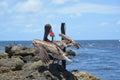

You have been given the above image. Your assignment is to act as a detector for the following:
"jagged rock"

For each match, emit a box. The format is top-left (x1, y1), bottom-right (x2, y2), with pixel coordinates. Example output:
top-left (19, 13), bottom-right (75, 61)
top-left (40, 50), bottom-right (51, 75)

top-left (0, 45), bottom-right (101, 80)
top-left (12, 48), bottom-right (35, 56)
top-left (21, 55), bottom-right (34, 63)
top-left (0, 57), bottom-right (24, 71)
top-left (5, 45), bottom-right (12, 53)
top-left (66, 50), bottom-right (76, 56)
top-left (0, 67), bottom-right (11, 74)
top-left (11, 45), bottom-right (20, 51)
top-left (5, 45), bottom-right (36, 58)
top-left (73, 72), bottom-right (100, 80)
top-left (0, 58), bottom-right (101, 80)
top-left (20, 46), bottom-right (28, 50)
top-left (5, 45), bottom-right (12, 57)
top-left (23, 60), bottom-right (43, 70)
top-left (0, 52), bottom-right (8, 59)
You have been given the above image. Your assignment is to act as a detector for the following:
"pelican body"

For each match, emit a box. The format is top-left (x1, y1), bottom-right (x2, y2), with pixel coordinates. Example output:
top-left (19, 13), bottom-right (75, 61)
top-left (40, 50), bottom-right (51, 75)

top-left (33, 39), bottom-right (71, 63)
top-left (33, 34), bottom-right (80, 63)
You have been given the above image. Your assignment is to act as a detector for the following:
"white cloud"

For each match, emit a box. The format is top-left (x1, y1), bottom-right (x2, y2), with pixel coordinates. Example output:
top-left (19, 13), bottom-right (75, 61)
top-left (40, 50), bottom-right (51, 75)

top-left (13, 0), bottom-right (43, 13)
top-left (0, 1), bottom-right (9, 15)
top-left (100, 22), bottom-right (108, 26)
top-left (0, 1), bottom-right (8, 7)
top-left (25, 24), bottom-right (33, 28)
top-left (23, 27), bottom-right (41, 33)
top-left (117, 20), bottom-right (120, 25)
top-left (52, 0), bottom-right (70, 4)
top-left (0, 11), bottom-right (4, 15)
top-left (52, 0), bottom-right (79, 5)
top-left (57, 3), bottom-right (120, 15)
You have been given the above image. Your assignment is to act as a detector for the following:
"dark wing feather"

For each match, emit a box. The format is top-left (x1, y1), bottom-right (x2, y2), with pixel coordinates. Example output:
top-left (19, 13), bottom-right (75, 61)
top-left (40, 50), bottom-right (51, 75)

top-left (34, 44), bottom-right (50, 63)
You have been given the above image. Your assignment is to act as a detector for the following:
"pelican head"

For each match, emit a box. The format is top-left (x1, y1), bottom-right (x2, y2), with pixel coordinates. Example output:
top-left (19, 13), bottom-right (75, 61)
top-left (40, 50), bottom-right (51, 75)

top-left (43, 24), bottom-right (54, 41)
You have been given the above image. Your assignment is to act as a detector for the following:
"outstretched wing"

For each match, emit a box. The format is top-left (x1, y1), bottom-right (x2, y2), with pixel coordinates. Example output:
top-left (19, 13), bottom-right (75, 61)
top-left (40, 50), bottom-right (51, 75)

top-left (34, 44), bottom-right (50, 63)
top-left (59, 34), bottom-right (80, 49)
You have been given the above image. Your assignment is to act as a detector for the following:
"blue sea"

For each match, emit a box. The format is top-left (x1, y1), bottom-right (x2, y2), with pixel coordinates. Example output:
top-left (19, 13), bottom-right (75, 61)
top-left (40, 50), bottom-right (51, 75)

top-left (0, 40), bottom-right (120, 80)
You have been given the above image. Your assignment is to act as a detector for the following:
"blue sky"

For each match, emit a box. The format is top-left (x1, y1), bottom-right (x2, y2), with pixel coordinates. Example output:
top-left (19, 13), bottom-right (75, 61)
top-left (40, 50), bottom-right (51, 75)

top-left (0, 0), bottom-right (120, 40)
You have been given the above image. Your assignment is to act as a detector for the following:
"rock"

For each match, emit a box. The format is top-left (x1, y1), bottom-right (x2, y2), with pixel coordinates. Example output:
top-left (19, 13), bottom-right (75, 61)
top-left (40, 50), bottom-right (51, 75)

top-left (73, 72), bottom-right (100, 80)
top-left (5, 45), bottom-right (35, 58)
top-left (21, 55), bottom-right (34, 63)
top-left (0, 45), bottom-right (101, 80)
top-left (5, 45), bottom-right (12, 53)
top-left (23, 63), bottom-right (76, 80)
top-left (11, 45), bottom-right (20, 51)
top-left (20, 46), bottom-right (28, 50)
top-left (12, 48), bottom-right (35, 56)
top-left (5, 45), bottom-right (12, 57)
top-left (0, 57), bottom-right (24, 71)
top-left (23, 60), bottom-right (43, 70)
top-left (0, 52), bottom-right (8, 59)
top-left (48, 64), bottom-right (76, 80)
top-left (66, 50), bottom-right (76, 56)
top-left (0, 67), bottom-right (11, 74)
top-left (0, 59), bottom-right (101, 80)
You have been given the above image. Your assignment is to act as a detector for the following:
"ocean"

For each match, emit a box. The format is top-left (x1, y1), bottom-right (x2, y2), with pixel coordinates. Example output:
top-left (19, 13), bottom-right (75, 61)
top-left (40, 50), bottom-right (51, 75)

top-left (0, 40), bottom-right (120, 80)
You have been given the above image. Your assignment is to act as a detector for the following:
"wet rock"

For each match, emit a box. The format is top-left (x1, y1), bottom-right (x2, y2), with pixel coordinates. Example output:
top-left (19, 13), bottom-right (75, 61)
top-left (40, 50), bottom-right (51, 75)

top-left (0, 57), bottom-right (24, 71)
top-left (73, 72), bottom-right (100, 80)
top-left (66, 50), bottom-right (76, 56)
top-left (0, 52), bottom-right (8, 59)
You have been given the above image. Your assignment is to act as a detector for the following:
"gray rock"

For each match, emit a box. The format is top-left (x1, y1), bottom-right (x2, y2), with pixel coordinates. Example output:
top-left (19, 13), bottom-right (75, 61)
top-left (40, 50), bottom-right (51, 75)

top-left (5, 45), bottom-right (12, 57)
top-left (13, 48), bottom-right (35, 56)
top-left (0, 45), bottom-right (101, 80)
top-left (0, 59), bottom-right (101, 80)
top-left (66, 50), bottom-right (76, 56)
top-left (0, 57), bottom-right (24, 71)
top-left (11, 45), bottom-right (20, 51)
top-left (73, 72), bottom-right (100, 80)
top-left (0, 67), bottom-right (11, 74)
top-left (0, 52), bottom-right (8, 59)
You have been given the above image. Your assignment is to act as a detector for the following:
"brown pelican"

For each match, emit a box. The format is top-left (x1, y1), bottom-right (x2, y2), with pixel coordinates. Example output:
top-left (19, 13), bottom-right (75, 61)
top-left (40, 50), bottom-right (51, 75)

top-left (59, 34), bottom-right (80, 49)
top-left (33, 34), bottom-right (80, 63)
top-left (33, 39), bottom-right (71, 63)
top-left (33, 24), bottom-right (80, 63)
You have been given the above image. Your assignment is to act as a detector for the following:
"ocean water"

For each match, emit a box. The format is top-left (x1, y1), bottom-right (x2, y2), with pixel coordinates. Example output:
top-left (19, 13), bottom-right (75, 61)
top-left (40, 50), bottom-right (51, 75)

top-left (0, 40), bottom-right (120, 80)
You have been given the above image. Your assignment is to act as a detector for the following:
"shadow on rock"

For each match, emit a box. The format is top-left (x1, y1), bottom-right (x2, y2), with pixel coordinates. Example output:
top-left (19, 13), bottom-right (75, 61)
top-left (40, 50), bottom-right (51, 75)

top-left (49, 64), bottom-right (77, 80)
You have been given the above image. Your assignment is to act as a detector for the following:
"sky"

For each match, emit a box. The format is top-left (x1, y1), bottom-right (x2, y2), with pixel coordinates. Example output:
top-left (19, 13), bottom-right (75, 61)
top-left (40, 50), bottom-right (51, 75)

top-left (0, 0), bottom-right (120, 41)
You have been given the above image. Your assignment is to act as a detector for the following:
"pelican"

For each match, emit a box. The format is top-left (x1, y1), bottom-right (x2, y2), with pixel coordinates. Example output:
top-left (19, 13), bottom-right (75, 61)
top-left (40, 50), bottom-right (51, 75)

top-left (32, 24), bottom-right (80, 63)
top-left (33, 39), bottom-right (71, 63)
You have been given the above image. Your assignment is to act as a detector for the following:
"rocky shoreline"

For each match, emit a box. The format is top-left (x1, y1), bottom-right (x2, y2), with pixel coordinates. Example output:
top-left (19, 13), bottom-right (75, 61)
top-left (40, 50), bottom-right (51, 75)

top-left (0, 45), bottom-right (100, 80)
